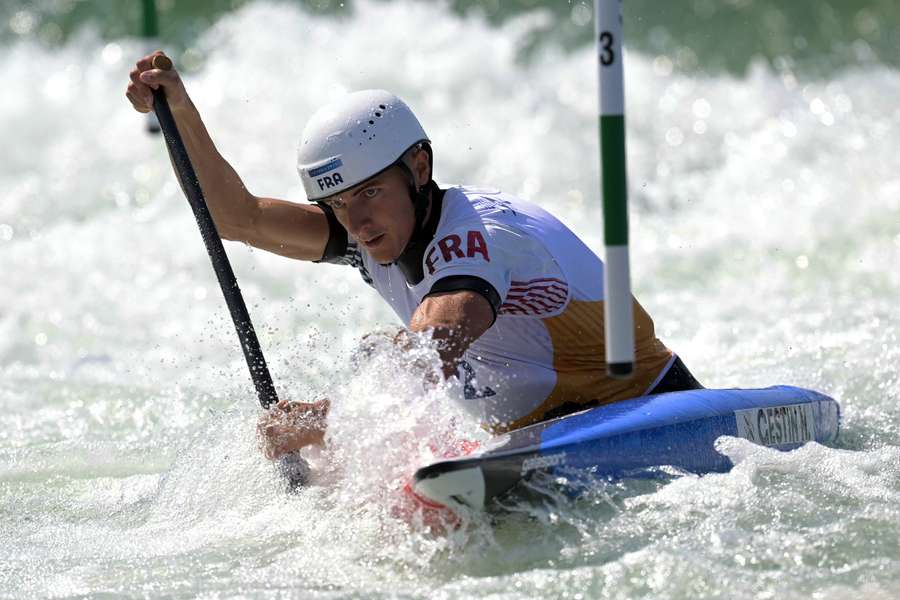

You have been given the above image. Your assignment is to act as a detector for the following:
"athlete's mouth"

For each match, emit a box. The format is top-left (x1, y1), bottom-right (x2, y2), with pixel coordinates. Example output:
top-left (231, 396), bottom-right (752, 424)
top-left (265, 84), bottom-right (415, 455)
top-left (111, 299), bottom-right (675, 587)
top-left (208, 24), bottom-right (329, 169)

top-left (361, 233), bottom-right (385, 248)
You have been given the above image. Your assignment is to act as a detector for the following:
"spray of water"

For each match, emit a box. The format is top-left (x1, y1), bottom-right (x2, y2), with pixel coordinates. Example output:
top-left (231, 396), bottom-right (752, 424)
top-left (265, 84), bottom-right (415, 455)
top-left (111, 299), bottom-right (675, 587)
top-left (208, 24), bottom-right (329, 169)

top-left (2, 0), bottom-right (900, 597)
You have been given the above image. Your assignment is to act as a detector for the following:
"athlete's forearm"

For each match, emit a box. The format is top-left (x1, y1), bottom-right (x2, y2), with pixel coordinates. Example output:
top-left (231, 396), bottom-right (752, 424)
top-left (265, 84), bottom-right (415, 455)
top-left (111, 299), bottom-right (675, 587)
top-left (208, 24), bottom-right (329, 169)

top-left (409, 291), bottom-right (494, 380)
top-left (383, 328), bottom-right (463, 386)
top-left (430, 328), bottom-right (471, 380)
top-left (168, 99), bottom-right (258, 241)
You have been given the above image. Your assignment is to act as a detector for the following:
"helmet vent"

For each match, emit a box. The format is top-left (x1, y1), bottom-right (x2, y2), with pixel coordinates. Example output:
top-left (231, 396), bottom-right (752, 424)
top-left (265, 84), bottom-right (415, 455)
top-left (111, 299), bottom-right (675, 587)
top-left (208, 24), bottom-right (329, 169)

top-left (369, 120), bottom-right (375, 125)
top-left (379, 104), bottom-right (386, 109)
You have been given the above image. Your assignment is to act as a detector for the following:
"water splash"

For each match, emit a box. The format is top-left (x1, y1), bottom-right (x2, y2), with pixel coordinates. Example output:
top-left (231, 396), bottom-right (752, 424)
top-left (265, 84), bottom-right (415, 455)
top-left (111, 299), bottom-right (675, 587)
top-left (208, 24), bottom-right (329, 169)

top-left (2, 0), bottom-right (899, 597)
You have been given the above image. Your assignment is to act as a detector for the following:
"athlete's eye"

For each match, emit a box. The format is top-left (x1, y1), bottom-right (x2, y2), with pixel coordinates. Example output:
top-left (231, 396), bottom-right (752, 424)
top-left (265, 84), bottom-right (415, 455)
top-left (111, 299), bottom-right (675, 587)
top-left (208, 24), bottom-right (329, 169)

top-left (328, 196), bottom-right (346, 210)
top-left (362, 187), bottom-right (380, 199)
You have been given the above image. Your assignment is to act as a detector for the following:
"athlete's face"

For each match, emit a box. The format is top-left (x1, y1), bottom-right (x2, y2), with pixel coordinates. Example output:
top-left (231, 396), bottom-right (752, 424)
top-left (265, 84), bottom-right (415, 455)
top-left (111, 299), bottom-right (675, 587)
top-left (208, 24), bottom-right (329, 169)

top-left (322, 166), bottom-right (416, 264)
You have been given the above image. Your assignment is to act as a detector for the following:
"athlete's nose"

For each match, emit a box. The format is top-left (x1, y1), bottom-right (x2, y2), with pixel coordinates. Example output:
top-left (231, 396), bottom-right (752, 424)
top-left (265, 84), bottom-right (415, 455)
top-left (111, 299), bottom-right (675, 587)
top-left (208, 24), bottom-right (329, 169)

top-left (345, 196), bottom-right (372, 238)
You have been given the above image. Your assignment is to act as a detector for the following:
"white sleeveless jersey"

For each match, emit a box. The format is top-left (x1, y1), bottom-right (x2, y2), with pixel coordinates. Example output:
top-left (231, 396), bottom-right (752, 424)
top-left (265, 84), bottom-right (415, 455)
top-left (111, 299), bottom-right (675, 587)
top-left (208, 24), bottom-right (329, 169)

top-left (334, 186), bottom-right (674, 432)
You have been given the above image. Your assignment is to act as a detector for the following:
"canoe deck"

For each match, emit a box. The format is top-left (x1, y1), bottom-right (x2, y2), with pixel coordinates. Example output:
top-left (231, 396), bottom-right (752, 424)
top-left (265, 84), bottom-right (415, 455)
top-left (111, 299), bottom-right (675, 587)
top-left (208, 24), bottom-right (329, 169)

top-left (412, 386), bottom-right (841, 510)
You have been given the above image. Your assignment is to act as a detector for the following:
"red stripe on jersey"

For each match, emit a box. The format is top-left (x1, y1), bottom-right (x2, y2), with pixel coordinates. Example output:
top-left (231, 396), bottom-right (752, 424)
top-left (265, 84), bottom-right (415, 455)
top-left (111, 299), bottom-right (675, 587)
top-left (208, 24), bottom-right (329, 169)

top-left (509, 277), bottom-right (567, 286)
top-left (506, 288), bottom-right (567, 303)
top-left (517, 298), bottom-right (550, 313)
top-left (508, 282), bottom-right (568, 293)
top-left (506, 294), bottom-right (565, 310)
top-left (508, 283), bottom-right (568, 299)
top-left (500, 274), bottom-right (571, 315)
top-left (499, 304), bottom-right (528, 314)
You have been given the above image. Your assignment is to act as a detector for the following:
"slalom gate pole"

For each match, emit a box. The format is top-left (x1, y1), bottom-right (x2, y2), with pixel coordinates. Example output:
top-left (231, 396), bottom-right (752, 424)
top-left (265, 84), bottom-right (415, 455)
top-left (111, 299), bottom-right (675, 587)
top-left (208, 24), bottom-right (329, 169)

top-left (595, 0), bottom-right (634, 378)
top-left (141, 0), bottom-right (162, 133)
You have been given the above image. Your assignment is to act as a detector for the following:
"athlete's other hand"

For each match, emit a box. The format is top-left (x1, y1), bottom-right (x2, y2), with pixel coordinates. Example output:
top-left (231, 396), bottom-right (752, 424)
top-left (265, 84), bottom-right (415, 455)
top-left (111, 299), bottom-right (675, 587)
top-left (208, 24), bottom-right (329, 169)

top-left (257, 399), bottom-right (330, 460)
top-left (125, 51), bottom-right (190, 114)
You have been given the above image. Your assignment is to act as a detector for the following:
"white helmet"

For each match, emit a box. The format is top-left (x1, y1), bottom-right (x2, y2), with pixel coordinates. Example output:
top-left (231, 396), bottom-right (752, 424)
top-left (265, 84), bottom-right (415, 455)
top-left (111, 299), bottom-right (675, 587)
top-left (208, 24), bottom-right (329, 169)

top-left (297, 90), bottom-right (430, 201)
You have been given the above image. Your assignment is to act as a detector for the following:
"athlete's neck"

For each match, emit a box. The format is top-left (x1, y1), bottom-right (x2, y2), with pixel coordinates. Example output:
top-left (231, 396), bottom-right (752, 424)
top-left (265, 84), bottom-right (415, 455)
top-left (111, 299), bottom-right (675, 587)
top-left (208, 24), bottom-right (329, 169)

top-left (394, 182), bottom-right (444, 285)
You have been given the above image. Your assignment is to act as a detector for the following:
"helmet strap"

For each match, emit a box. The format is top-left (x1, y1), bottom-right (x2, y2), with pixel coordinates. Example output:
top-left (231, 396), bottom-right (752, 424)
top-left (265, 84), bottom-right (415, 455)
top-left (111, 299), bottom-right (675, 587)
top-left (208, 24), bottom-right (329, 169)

top-left (393, 179), bottom-right (442, 285)
top-left (391, 143), bottom-right (439, 285)
top-left (393, 145), bottom-right (433, 235)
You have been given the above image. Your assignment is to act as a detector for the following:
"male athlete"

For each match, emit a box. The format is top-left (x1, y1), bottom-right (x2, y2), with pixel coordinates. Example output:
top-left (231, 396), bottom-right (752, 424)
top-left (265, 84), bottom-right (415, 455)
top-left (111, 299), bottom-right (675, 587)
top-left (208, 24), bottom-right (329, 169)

top-left (126, 53), bottom-right (702, 461)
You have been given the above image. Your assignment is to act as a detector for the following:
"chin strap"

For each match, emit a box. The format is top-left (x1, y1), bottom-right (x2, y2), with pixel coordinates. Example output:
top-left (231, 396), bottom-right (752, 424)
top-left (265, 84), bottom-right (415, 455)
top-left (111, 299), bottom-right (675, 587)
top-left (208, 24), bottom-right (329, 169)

top-left (391, 142), bottom-right (440, 285)
top-left (394, 142), bottom-right (434, 247)
top-left (410, 181), bottom-right (431, 230)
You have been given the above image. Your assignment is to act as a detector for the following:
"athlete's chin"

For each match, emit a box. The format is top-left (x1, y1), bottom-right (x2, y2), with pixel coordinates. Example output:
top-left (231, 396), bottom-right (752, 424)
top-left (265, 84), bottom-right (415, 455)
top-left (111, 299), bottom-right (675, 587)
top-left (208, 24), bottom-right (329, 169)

top-left (373, 251), bottom-right (399, 265)
top-left (369, 245), bottom-right (400, 265)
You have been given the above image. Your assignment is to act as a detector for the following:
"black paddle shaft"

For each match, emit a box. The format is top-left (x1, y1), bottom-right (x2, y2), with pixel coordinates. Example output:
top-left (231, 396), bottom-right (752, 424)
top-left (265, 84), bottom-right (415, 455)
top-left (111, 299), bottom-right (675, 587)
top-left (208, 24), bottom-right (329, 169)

top-left (149, 63), bottom-right (278, 409)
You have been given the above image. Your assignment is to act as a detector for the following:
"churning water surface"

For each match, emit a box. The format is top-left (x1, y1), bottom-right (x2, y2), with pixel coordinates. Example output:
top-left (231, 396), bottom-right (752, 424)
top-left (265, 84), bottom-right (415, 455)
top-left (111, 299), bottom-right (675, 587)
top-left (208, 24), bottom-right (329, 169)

top-left (1, 1), bottom-right (899, 598)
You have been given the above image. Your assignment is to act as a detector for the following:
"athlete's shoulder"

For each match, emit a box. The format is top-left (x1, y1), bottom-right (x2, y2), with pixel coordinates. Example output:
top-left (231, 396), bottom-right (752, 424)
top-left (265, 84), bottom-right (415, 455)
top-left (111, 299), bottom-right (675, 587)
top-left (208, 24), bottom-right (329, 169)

top-left (440, 185), bottom-right (528, 226)
top-left (436, 183), bottom-right (604, 294)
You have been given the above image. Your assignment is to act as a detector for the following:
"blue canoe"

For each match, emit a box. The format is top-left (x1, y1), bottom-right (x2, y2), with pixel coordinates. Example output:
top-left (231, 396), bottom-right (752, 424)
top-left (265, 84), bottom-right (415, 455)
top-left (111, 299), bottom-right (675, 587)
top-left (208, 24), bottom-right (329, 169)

top-left (412, 386), bottom-right (841, 509)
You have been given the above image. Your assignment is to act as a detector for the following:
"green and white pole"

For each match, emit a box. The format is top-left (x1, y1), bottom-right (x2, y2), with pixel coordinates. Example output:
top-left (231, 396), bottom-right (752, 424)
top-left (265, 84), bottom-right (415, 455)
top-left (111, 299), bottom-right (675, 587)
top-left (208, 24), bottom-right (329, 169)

top-left (142, 0), bottom-right (162, 134)
top-left (596, 0), bottom-right (634, 378)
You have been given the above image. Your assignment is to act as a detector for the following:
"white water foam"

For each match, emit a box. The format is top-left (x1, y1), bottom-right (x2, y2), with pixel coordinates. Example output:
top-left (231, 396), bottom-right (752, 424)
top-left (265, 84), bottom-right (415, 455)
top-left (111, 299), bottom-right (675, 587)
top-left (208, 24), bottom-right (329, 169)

top-left (1, 0), bottom-right (899, 597)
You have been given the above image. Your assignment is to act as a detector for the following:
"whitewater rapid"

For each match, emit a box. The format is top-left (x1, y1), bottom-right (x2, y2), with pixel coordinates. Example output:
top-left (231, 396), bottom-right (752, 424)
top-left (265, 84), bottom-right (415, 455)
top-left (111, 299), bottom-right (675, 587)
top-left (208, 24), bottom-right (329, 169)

top-left (1, 1), bottom-right (899, 598)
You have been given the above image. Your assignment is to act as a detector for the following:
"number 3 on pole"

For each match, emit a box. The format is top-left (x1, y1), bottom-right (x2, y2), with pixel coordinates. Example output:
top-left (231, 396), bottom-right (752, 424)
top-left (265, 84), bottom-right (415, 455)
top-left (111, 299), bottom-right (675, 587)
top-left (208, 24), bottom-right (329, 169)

top-left (599, 31), bottom-right (615, 66)
top-left (595, 0), bottom-right (634, 377)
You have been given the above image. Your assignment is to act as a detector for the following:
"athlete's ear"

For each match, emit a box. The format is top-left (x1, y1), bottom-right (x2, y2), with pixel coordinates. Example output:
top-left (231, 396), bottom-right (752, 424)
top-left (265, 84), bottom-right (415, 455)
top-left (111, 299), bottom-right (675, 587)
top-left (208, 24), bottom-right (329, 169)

top-left (411, 145), bottom-right (431, 188)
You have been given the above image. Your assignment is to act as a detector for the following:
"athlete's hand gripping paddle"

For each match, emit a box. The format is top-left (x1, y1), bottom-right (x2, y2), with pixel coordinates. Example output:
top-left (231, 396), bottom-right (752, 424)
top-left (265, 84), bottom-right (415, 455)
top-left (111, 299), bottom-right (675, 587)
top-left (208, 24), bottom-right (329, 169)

top-left (148, 54), bottom-right (308, 487)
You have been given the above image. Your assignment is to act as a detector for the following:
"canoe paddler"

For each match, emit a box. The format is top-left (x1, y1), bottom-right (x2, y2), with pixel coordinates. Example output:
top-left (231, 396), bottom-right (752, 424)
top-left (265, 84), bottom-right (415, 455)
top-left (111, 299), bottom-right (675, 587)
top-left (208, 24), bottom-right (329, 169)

top-left (126, 52), bottom-right (703, 462)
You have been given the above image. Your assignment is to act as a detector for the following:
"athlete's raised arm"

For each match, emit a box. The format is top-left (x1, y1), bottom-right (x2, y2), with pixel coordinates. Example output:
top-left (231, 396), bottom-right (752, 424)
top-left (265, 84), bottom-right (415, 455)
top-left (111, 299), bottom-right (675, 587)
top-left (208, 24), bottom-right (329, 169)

top-left (126, 51), bottom-right (329, 261)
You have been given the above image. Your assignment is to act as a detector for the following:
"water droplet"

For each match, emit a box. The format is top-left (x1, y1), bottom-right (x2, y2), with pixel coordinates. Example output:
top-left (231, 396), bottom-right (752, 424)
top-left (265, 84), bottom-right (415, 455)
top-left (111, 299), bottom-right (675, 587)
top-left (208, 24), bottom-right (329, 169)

top-left (809, 98), bottom-right (826, 115)
top-left (692, 98), bottom-right (711, 119)
top-left (101, 43), bottom-right (122, 65)
top-left (665, 127), bottom-right (684, 147)
top-left (653, 55), bottom-right (673, 77)
top-left (9, 10), bottom-right (36, 35)
top-left (570, 3), bottom-right (591, 27)
top-left (782, 121), bottom-right (797, 138)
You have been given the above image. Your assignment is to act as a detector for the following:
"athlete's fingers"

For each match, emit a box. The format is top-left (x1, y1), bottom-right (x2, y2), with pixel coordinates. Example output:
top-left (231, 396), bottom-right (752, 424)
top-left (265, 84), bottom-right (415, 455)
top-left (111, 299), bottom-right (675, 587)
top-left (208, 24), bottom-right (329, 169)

top-left (257, 400), bottom-right (327, 459)
top-left (280, 400), bottom-right (328, 425)
top-left (138, 68), bottom-right (179, 90)
top-left (127, 52), bottom-right (177, 113)
top-left (127, 67), bottom-right (154, 102)
top-left (261, 427), bottom-right (283, 459)
top-left (257, 409), bottom-right (300, 456)
top-left (126, 81), bottom-right (153, 111)
top-left (135, 50), bottom-right (168, 73)
top-left (264, 422), bottom-right (304, 441)
top-left (261, 423), bottom-right (313, 460)
top-left (256, 409), bottom-right (285, 438)
top-left (310, 398), bottom-right (330, 418)
top-left (126, 90), bottom-right (151, 113)
top-left (261, 424), bottom-right (287, 459)
top-left (255, 418), bottom-right (268, 442)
